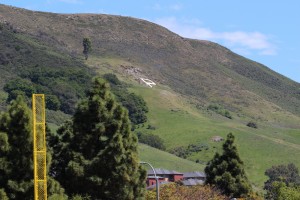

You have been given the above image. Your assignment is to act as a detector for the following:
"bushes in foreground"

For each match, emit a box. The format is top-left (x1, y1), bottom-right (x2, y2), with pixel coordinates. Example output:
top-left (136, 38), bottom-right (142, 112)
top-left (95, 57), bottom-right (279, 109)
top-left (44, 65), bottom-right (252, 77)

top-left (146, 183), bottom-right (228, 200)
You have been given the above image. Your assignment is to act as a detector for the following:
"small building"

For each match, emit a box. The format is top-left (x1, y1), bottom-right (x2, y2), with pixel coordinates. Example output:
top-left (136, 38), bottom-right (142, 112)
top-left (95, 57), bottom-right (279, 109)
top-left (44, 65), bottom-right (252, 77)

top-left (183, 171), bottom-right (206, 181)
top-left (182, 171), bottom-right (206, 186)
top-left (146, 169), bottom-right (206, 187)
top-left (146, 175), bottom-right (165, 187)
top-left (147, 168), bottom-right (183, 184)
top-left (182, 179), bottom-right (204, 186)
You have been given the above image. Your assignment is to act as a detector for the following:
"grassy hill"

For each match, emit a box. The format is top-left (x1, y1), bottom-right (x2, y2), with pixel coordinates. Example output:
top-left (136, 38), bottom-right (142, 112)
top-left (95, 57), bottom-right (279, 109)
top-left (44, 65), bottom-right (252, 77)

top-left (139, 143), bottom-right (205, 172)
top-left (0, 4), bottom-right (299, 190)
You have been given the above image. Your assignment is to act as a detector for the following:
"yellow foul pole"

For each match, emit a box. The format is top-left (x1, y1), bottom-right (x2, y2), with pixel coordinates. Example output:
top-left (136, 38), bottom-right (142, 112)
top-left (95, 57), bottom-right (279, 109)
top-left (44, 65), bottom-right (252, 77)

top-left (32, 94), bottom-right (47, 200)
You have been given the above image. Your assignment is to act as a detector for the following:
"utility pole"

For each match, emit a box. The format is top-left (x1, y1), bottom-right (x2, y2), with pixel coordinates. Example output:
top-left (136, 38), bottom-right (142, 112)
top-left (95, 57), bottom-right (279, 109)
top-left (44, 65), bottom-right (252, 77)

top-left (140, 161), bottom-right (159, 200)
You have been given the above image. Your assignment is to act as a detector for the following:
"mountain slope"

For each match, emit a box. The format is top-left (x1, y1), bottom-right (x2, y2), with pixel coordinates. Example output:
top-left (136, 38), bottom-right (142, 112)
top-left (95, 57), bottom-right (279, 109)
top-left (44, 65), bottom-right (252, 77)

top-left (0, 4), bottom-right (299, 189)
top-left (1, 4), bottom-right (299, 121)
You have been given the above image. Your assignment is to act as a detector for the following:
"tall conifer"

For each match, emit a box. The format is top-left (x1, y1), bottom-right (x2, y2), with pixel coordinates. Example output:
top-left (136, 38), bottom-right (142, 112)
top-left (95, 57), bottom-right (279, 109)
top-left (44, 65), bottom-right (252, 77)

top-left (51, 78), bottom-right (146, 199)
top-left (0, 96), bottom-right (67, 199)
top-left (205, 133), bottom-right (251, 197)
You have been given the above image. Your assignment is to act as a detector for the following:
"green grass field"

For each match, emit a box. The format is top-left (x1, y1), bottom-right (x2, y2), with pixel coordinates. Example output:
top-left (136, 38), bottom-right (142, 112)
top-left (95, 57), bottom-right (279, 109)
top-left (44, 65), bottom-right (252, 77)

top-left (82, 55), bottom-right (300, 190)
top-left (139, 143), bottom-right (205, 172)
top-left (129, 85), bottom-right (300, 189)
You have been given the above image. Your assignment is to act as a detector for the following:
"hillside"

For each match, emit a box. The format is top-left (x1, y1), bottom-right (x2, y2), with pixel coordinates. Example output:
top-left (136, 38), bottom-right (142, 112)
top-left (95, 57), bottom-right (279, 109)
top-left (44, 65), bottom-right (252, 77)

top-left (0, 4), bottom-right (300, 189)
top-left (1, 4), bottom-right (299, 122)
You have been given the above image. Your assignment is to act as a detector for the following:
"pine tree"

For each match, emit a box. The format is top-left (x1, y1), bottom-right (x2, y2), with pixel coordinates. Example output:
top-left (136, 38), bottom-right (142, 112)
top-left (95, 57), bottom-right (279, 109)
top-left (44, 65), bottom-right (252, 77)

top-left (82, 37), bottom-right (92, 60)
top-left (0, 96), bottom-right (34, 199)
top-left (0, 96), bottom-right (67, 199)
top-left (51, 78), bottom-right (146, 199)
top-left (205, 133), bottom-right (251, 198)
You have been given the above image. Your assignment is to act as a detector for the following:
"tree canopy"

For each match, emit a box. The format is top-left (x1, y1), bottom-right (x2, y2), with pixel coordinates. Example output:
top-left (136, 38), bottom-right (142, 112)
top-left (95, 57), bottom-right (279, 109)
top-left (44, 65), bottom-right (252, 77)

top-left (205, 133), bottom-right (252, 198)
top-left (50, 77), bottom-right (146, 199)
top-left (0, 96), bottom-right (66, 200)
top-left (264, 163), bottom-right (300, 199)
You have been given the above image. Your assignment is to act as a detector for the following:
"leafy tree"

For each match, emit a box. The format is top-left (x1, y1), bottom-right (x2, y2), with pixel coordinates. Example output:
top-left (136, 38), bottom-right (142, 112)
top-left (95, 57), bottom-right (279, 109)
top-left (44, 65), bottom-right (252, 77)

top-left (0, 96), bottom-right (34, 199)
top-left (205, 133), bottom-right (251, 198)
top-left (264, 163), bottom-right (300, 199)
top-left (267, 181), bottom-right (300, 200)
top-left (6, 90), bottom-right (27, 103)
top-left (46, 94), bottom-right (61, 111)
top-left (103, 73), bottom-right (149, 126)
top-left (50, 78), bottom-right (146, 199)
top-left (119, 93), bottom-right (148, 125)
top-left (103, 73), bottom-right (122, 86)
top-left (0, 188), bottom-right (9, 200)
top-left (137, 132), bottom-right (166, 150)
top-left (0, 96), bottom-right (67, 200)
top-left (82, 37), bottom-right (92, 60)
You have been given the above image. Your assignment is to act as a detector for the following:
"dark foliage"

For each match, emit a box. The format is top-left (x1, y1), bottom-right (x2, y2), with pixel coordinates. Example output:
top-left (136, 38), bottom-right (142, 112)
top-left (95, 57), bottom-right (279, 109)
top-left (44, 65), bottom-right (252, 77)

top-left (103, 73), bottom-right (148, 126)
top-left (264, 163), bottom-right (300, 199)
top-left (0, 24), bottom-right (93, 115)
top-left (205, 133), bottom-right (252, 198)
top-left (3, 66), bottom-right (92, 114)
top-left (169, 143), bottom-right (209, 159)
top-left (146, 124), bottom-right (156, 130)
top-left (137, 132), bottom-right (166, 150)
top-left (207, 104), bottom-right (233, 119)
top-left (82, 38), bottom-right (92, 60)
top-left (247, 122), bottom-right (258, 129)
top-left (0, 96), bottom-right (66, 199)
top-left (50, 78), bottom-right (146, 199)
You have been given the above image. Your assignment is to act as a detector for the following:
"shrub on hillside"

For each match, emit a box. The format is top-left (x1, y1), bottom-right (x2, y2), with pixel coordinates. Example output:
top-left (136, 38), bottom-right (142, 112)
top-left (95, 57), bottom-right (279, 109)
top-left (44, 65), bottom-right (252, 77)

top-left (247, 121), bottom-right (258, 128)
top-left (169, 143), bottom-right (209, 159)
top-left (207, 104), bottom-right (233, 119)
top-left (137, 132), bottom-right (166, 150)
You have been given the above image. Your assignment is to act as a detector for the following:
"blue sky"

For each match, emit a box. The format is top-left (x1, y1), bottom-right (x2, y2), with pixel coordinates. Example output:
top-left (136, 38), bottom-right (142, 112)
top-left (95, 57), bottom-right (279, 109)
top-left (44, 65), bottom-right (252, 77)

top-left (1, 0), bottom-right (300, 83)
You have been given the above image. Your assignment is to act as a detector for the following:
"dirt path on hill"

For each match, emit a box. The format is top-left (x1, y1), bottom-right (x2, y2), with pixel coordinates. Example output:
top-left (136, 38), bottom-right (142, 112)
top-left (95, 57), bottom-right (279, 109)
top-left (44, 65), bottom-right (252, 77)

top-left (255, 133), bottom-right (300, 150)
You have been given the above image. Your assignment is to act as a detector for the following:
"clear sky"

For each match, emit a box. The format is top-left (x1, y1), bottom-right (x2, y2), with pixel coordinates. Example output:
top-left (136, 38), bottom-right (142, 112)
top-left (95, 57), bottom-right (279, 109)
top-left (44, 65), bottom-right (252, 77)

top-left (1, 0), bottom-right (300, 83)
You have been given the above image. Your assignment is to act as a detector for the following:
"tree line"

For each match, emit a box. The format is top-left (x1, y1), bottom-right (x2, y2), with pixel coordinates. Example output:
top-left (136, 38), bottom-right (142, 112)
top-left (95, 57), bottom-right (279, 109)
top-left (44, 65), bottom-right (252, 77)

top-left (0, 77), bottom-right (146, 200)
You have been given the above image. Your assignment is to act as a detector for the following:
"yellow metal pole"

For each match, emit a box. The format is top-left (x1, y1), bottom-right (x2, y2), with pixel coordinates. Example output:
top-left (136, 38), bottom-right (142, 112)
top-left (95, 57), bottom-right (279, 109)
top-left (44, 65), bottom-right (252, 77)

top-left (32, 94), bottom-right (47, 200)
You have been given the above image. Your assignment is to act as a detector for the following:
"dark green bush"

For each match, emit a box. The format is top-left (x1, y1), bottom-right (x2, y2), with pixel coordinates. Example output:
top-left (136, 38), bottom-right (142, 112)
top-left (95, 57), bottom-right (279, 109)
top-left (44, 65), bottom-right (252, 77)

top-left (137, 132), bottom-right (166, 150)
top-left (247, 121), bottom-right (258, 128)
top-left (147, 124), bottom-right (156, 130)
top-left (169, 143), bottom-right (209, 159)
top-left (103, 73), bottom-right (122, 86)
top-left (103, 73), bottom-right (148, 126)
top-left (207, 104), bottom-right (233, 119)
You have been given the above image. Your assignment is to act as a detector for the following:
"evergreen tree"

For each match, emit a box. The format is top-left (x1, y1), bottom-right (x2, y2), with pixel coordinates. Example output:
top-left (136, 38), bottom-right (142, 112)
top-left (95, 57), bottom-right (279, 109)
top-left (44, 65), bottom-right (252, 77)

top-left (51, 78), bottom-right (146, 199)
top-left (0, 96), bottom-right (67, 200)
top-left (205, 133), bottom-right (251, 197)
top-left (0, 96), bottom-right (34, 199)
top-left (82, 37), bottom-right (92, 60)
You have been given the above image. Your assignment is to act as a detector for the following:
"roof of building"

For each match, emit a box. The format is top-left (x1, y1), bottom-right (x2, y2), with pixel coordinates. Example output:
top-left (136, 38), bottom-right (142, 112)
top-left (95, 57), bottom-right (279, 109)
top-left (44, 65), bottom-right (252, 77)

top-left (182, 178), bottom-right (204, 186)
top-left (147, 175), bottom-right (164, 179)
top-left (183, 171), bottom-right (206, 178)
top-left (147, 168), bottom-right (183, 175)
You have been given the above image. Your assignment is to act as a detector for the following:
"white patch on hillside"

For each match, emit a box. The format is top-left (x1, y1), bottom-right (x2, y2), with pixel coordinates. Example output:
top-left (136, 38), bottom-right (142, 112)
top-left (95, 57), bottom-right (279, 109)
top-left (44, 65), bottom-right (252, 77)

top-left (140, 78), bottom-right (156, 88)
